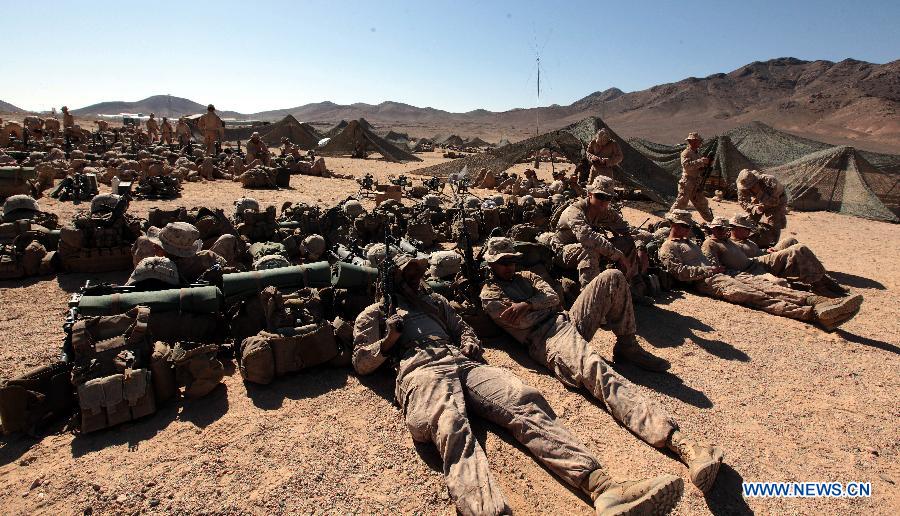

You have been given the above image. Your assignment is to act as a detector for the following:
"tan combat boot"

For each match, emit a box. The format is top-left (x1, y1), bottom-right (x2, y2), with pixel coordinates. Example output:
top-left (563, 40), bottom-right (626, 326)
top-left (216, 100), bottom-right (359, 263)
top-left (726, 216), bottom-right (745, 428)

top-left (809, 294), bottom-right (863, 331)
top-left (613, 335), bottom-right (670, 372)
top-left (667, 430), bottom-right (724, 492)
top-left (584, 469), bottom-right (683, 516)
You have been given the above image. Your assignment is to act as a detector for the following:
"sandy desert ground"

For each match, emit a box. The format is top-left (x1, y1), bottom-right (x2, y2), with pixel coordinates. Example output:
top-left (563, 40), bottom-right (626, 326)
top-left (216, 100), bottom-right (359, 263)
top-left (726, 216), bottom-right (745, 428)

top-left (0, 152), bottom-right (898, 515)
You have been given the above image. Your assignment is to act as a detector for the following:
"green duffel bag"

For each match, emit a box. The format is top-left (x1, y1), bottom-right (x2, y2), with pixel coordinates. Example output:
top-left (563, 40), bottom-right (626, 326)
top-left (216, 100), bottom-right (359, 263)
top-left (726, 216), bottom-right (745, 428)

top-left (331, 262), bottom-right (378, 289)
top-left (221, 261), bottom-right (332, 300)
top-left (77, 286), bottom-right (223, 316)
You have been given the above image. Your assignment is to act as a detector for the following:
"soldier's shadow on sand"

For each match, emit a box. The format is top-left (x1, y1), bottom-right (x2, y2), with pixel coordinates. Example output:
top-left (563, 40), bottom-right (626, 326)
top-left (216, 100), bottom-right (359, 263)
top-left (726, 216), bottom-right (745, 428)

top-left (70, 383), bottom-right (230, 458)
top-left (613, 365), bottom-right (713, 409)
top-left (835, 329), bottom-right (900, 356)
top-left (635, 304), bottom-right (751, 363)
top-left (828, 270), bottom-right (885, 290)
top-left (243, 367), bottom-right (350, 410)
top-left (705, 463), bottom-right (754, 515)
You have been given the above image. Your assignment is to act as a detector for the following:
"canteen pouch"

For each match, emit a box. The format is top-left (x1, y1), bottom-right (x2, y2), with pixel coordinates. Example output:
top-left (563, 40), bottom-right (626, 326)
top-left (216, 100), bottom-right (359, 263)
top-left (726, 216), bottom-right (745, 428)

top-left (239, 335), bottom-right (275, 385)
top-left (0, 361), bottom-right (74, 435)
top-left (62, 246), bottom-right (132, 273)
top-left (172, 343), bottom-right (224, 399)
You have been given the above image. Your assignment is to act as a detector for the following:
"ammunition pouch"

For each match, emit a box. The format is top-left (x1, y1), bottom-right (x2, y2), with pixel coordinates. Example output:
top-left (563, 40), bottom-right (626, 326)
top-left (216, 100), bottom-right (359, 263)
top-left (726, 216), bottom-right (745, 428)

top-left (76, 370), bottom-right (155, 434)
top-left (171, 343), bottom-right (224, 399)
top-left (60, 245), bottom-right (133, 273)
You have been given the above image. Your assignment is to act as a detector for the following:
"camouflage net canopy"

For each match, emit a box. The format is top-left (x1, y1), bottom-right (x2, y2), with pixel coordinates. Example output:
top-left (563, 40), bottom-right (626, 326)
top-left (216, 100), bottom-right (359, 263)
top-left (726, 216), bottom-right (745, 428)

top-left (464, 137), bottom-right (492, 148)
top-left (324, 120), bottom-right (349, 138)
top-left (410, 116), bottom-right (677, 206)
top-left (766, 146), bottom-right (899, 222)
top-left (564, 117), bottom-right (677, 204)
top-left (224, 115), bottom-right (322, 149)
top-left (318, 120), bottom-right (422, 163)
top-left (629, 135), bottom-right (755, 196)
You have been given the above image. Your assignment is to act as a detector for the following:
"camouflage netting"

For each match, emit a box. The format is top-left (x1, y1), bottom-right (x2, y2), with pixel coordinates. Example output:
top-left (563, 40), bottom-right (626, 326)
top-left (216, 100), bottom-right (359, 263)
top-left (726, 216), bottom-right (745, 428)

top-left (437, 135), bottom-right (464, 147)
top-left (497, 138), bottom-right (511, 148)
top-left (766, 146), bottom-right (899, 222)
top-left (464, 137), bottom-right (492, 148)
top-left (723, 121), bottom-right (832, 168)
top-left (629, 135), bottom-right (755, 196)
top-left (409, 116), bottom-right (676, 205)
top-left (564, 117), bottom-right (676, 204)
top-left (384, 131), bottom-right (410, 142)
top-left (324, 120), bottom-right (349, 138)
top-left (318, 120), bottom-right (422, 163)
top-left (409, 129), bottom-right (583, 179)
top-left (224, 115), bottom-right (321, 149)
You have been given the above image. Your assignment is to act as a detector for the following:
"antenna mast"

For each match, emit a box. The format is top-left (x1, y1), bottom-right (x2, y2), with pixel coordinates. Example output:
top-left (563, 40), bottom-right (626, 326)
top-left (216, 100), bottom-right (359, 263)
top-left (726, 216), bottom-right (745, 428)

top-left (536, 55), bottom-right (540, 136)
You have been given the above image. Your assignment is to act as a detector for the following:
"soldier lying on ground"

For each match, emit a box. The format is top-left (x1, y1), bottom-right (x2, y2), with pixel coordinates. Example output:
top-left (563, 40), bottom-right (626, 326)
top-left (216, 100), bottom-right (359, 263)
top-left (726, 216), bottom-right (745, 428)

top-left (353, 253), bottom-right (684, 516)
top-left (479, 237), bottom-right (723, 491)
top-left (702, 216), bottom-right (849, 297)
top-left (659, 210), bottom-right (862, 331)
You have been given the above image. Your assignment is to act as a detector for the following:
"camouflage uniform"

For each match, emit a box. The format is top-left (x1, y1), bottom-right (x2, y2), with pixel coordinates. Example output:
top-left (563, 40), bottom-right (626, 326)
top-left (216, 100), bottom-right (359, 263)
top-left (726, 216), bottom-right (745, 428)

top-left (586, 130), bottom-right (624, 182)
top-left (552, 198), bottom-right (644, 286)
top-left (481, 269), bottom-right (676, 447)
top-left (703, 236), bottom-right (828, 286)
top-left (160, 119), bottom-right (173, 144)
top-left (737, 169), bottom-right (788, 247)
top-left (353, 291), bottom-right (606, 516)
top-left (146, 115), bottom-right (159, 142)
top-left (197, 107), bottom-right (224, 155)
top-left (660, 237), bottom-right (817, 322)
top-left (671, 134), bottom-right (713, 222)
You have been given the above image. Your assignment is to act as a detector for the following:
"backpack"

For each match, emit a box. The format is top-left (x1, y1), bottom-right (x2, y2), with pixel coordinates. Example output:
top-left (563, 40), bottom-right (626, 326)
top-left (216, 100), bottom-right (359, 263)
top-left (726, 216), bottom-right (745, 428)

top-left (239, 323), bottom-right (340, 385)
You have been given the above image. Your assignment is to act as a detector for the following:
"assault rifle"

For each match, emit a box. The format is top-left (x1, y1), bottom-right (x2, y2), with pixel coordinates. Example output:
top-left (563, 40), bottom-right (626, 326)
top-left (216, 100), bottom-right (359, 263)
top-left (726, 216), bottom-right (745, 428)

top-left (449, 167), bottom-right (483, 310)
top-left (64, 134), bottom-right (72, 159)
top-left (697, 146), bottom-right (717, 193)
top-left (380, 226), bottom-right (402, 332)
top-left (357, 173), bottom-right (375, 197)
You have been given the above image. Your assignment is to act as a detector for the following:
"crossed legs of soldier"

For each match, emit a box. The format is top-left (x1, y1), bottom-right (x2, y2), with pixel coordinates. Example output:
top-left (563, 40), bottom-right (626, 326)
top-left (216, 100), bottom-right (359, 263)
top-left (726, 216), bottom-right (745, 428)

top-left (397, 346), bottom-right (683, 515)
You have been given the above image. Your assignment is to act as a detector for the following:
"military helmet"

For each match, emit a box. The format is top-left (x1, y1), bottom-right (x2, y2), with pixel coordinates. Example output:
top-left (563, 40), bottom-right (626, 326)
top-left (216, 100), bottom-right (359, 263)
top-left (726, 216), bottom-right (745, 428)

top-left (464, 196), bottom-right (481, 210)
top-left (428, 250), bottom-right (463, 279)
top-left (90, 193), bottom-right (123, 214)
top-left (207, 104), bottom-right (215, 111)
top-left (253, 254), bottom-right (291, 271)
top-left (422, 194), bottom-right (442, 208)
top-left (521, 194), bottom-right (536, 206)
top-left (2, 195), bottom-right (39, 217)
top-left (127, 256), bottom-right (180, 286)
top-left (489, 194), bottom-right (504, 206)
top-left (343, 199), bottom-right (365, 218)
top-left (301, 234), bottom-right (326, 260)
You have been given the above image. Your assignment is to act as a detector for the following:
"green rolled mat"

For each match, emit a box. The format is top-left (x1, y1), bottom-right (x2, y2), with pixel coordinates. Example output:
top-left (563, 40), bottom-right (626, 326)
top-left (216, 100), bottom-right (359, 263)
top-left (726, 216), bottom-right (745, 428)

top-left (331, 262), bottom-right (378, 289)
top-left (221, 261), bottom-right (332, 300)
top-left (0, 167), bottom-right (37, 180)
top-left (77, 286), bottom-right (223, 316)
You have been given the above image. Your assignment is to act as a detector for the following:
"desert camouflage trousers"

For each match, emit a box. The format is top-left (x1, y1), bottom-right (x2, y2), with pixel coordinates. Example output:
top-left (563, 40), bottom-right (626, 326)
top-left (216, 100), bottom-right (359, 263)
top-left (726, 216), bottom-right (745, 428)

top-left (696, 272), bottom-right (815, 322)
top-left (558, 236), bottom-right (642, 287)
top-left (395, 345), bottom-right (601, 516)
top-left (750, 244), bottom-right (826, 284)
top-left (671, 174), bottom-right (713, 222)
top-left (527, 271), bottom-right (676, 448)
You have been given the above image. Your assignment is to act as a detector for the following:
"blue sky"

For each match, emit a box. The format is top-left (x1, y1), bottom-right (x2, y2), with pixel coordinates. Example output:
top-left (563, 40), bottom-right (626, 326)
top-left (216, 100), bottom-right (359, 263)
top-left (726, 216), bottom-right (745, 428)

top-left (3, 0), bottom-right (897, 113)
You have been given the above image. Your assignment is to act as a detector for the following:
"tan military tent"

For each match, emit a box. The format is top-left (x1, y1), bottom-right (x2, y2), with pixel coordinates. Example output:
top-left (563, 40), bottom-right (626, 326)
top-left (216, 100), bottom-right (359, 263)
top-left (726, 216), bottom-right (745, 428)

top-left (318, 120), bottom-right (422, 163)
top-left (766, 146), bottom-right (898, 222)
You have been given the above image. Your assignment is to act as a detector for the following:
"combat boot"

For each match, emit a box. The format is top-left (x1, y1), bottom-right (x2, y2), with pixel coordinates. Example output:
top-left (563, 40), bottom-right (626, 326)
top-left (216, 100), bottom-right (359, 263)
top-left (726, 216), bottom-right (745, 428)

top-left (613, 335), bottom-right (670, 372)
top-left (812, 275), bottom-right (850, 297)
top-left (809, 294), bottom-right (863, 331)
top-left (583, 469), bottom-right (683, 516)
top-left (667, 430), bottom-right (724, 492)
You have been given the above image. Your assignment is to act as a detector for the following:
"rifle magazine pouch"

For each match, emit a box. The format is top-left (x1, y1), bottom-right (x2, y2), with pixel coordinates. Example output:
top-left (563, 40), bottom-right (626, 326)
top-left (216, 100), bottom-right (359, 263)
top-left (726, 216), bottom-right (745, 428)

top-left (123, 369), bottom-right (155, 419)
top-left (240, 335), bottom-right (275, 385)
top-left (150, 342), bottom-right (177, 404)
top-left (0, 361), bottom-right (74, 435)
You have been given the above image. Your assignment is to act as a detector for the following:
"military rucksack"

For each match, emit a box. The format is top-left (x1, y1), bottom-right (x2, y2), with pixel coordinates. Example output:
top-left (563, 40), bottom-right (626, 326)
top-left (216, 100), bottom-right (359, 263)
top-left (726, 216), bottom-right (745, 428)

top-left (239, 323), bottom-right (341, 385)
top-left (0, 361), bottom-right (74, 435)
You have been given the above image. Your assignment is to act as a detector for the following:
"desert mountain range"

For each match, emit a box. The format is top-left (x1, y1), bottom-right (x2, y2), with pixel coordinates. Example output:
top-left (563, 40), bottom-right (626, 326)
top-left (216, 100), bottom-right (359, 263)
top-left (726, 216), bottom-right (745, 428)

top-left (2, 57), bottom-right (898, 153)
